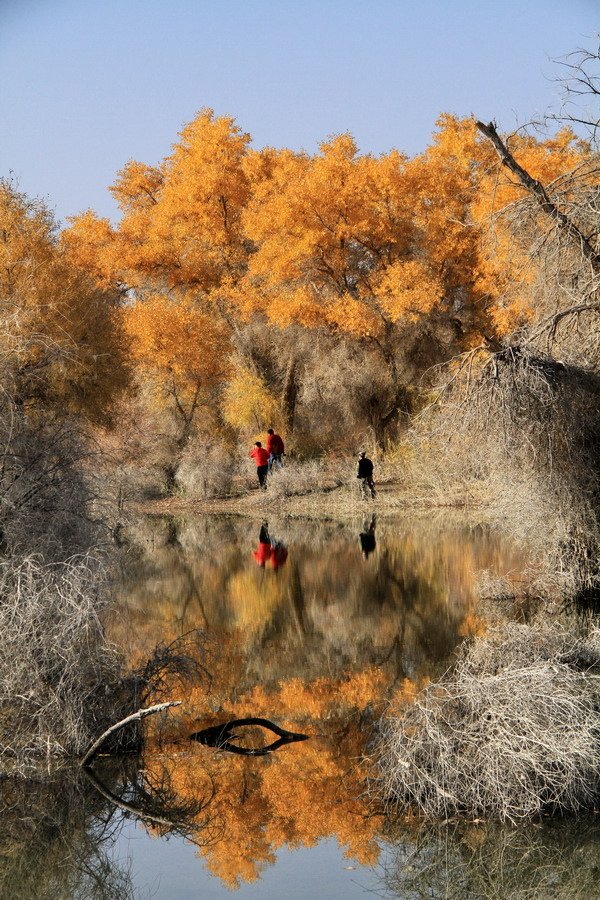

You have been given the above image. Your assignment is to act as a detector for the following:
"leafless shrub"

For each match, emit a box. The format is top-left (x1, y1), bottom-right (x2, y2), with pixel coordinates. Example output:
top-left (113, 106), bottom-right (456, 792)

top-left (378, 622), bottom-right (600, 821)
top-left (175, 445), bottom-right (241, 498)
top-left (402, 345), bottom-right (600, 595)
top-left (0, 554), bottom-right (121, 760)
top-left (0, 401), bottom-right (104, 558)
top-left (265, 458), bottom-right (348, 499)
top-left (548, 37), bottom-right (600, 147)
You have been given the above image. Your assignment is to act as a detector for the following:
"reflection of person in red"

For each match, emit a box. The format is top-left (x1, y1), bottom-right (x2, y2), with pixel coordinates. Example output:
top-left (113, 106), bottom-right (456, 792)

top-left (252, 522), bottom-right (273, 567)
top-left (270, 541), bottom-right (288, 570)
top-left (252, 522), bottom-right (288, 570)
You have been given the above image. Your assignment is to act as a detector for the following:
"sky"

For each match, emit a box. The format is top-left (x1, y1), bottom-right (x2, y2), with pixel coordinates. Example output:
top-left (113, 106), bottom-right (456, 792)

top-left (0, 0), bottom-right (598, 224)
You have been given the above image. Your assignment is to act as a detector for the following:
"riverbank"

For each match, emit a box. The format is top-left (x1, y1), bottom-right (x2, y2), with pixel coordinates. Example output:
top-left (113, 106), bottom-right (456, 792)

top-left (131, 477), bottom-right (488, 520)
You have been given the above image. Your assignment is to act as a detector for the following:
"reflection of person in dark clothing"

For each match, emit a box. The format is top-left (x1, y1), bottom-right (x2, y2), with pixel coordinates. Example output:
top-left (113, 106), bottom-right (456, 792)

top-left (359, 514), bottom-right (377, 559)
top-left (252, 521), bottom-right (288, 570)
top-left (357, 451), bottom-right (376, 500)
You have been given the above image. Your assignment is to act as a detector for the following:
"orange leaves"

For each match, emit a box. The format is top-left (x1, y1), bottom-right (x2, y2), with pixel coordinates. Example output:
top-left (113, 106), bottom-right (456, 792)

top-left (0, 183), bottom-right (130, 422)
top-left (61, 107), bottom-right (592, 408)
top-left (61, 210), bottom-right (119, 287)
top-left (123, 295), bottom-right (230, 410)
top-left (65, 109), bottom-right (252, 299)
top-left (472, 126), bottom-right (588, 336)
top-left (109, 160), bottom-right (164, 212)
top-left (458, 613), bottom-right (487, 638)
top-left (378, 260), bottom-right (445, 322)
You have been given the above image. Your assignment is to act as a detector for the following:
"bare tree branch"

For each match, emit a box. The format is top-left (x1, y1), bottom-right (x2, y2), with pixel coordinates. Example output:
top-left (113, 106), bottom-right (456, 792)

top-left (81, 701), bottom-right (181, 767)
top-left (475, 120), bottom-right (600, 274)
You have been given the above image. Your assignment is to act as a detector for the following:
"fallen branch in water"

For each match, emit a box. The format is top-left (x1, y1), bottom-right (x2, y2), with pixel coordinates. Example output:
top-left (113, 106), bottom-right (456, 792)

top-left (81, 701), bottom-right (181, 767)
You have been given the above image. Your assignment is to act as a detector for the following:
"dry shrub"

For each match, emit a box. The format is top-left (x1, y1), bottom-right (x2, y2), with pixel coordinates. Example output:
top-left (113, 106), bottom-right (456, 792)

top-left (265, 458), bottom-right (348, 499)
top-left (402, 349), bottom-right (600, 592)
top-left (378, 622), bottom-right (600, 821)
top-left (0, 555), bottom-right (120, 760)
top-left (0, 408), bottom-right (103, 558)
top-left (175, 445), bottom-right (240, 499)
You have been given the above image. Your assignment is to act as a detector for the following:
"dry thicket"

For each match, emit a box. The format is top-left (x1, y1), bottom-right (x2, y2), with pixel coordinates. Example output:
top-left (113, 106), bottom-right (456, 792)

top-left (378, 622), bottom-right (600, 821)
top-left (0, 555), bottom-right (120, 759)
top-left (413, 349), bottom-right (600, 590)
top-left (400, 130), bottom-right (600, 591)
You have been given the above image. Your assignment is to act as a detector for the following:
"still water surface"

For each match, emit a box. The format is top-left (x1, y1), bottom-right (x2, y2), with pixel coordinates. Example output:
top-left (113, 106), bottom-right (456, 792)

top-left (106, 512), bottom-right (514, 897)
top-left (3, 514), bottom-right (599, 898)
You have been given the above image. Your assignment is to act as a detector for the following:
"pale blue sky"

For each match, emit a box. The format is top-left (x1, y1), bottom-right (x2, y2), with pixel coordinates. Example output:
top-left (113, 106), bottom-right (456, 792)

top-left (1, 0), bottom-right (598, 223)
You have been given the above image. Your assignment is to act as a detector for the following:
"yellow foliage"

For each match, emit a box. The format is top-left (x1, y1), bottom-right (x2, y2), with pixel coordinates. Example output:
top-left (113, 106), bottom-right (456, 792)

top-left (0, 183), bottom-right (130, 422)
top-left (377, 259), bottom-right (444, 322)
top-left (458, 612), bottom-right (487, 638)
top-left (61, 108), bottom-right (590, 422)
top-left (222, 369), bottom-right (282, 432)
top-left (123, 295), bottom-right (230, 415)
top-left (228, 568), bottom-right (285, 637)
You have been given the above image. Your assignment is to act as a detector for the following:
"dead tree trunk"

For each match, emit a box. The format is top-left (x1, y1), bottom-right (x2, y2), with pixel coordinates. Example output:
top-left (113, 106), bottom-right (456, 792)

top-left (475, 120), bottom-right (600, 274)
top-left (282, 357), bottom-right (299, 431)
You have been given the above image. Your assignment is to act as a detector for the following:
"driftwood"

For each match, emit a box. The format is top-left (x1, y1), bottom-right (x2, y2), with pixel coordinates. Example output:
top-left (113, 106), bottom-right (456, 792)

top-left (81, 701), bottom-right (181, 767)
top-left (475, 119), bottom-right (600, 274)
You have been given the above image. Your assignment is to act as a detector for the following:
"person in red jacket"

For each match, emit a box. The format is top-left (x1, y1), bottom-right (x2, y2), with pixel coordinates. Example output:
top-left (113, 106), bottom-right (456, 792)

top-left (249, 441), bottom-right (270, 490)
top-left (266, 428), bottom-right (285, 472)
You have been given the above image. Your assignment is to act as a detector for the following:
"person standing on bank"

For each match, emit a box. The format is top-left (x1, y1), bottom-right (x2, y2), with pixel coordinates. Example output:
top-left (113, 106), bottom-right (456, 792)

top-left (357, 451), bottom-right (376, 500)
top-left (266, 428), bottom-right (285, 473)
top-left (249, 441), bottom-right (270, 490)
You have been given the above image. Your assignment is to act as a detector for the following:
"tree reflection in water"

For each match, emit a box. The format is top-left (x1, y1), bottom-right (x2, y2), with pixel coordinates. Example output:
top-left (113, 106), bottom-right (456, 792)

top-left (0, 767), bottom-right (135, 900)
top-left (101, 514), bottom-right (525, 887)
top-left (0, 757), bottom-right (221, 900)
top-left (2, 759), bottom-right (598, 899)
top-left (3, 517), bottom-right (593, 896)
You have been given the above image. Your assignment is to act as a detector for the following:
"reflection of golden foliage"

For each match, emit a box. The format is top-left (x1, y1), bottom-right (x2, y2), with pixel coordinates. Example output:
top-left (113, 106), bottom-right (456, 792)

top-left (117, 519), bottom-right (524, 888)
top-left (143, 721), bottom-right (380, 889)
top-left (389, 677), bottom-right (430, 710)
top-left (458, 613), bottom-right (487, 638)
top-left (227, 568), bottom-right (285, 638)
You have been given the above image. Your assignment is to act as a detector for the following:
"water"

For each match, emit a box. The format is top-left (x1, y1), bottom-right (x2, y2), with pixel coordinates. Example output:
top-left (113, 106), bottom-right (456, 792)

top-left (3, 513), bottom-right (598, 898)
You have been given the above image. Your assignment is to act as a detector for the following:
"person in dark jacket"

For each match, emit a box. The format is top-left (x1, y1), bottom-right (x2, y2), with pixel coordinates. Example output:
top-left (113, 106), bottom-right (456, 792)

top-left (266, 428), bottom-right (285, 472)
top-left (357, 451), bottom-right (376, 500)
top-left (249, 442), bottom-right (270, 490)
